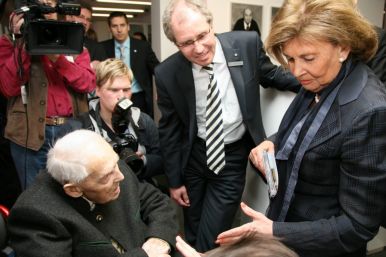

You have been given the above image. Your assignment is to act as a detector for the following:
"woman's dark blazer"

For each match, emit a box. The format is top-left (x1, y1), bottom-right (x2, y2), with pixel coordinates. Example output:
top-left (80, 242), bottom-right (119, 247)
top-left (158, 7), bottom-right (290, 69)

top-left (268, 63), bottom-right (386, 257)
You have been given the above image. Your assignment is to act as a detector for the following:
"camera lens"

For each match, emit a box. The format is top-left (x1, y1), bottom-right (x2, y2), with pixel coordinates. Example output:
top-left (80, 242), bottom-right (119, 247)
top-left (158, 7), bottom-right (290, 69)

top-left (38, 24), bottom-right (64, 45)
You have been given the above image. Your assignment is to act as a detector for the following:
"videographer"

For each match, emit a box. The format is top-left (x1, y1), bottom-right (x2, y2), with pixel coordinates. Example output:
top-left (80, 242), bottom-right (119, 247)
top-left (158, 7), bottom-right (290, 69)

top-left (59, 58), bottom-right (164, 185)
top-left (65, 0), bottom-right (107, 68)
top-left (0, 0), bottom-right (96, 190)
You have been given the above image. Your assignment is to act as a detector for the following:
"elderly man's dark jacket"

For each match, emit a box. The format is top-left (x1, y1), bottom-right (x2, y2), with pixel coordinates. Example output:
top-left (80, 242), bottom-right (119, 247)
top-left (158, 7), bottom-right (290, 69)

top-left (7, 161), bottom-right (178, 257)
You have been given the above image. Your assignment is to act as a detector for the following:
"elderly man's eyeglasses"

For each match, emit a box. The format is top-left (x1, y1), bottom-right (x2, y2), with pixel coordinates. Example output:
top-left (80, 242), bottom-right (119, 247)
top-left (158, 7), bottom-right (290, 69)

top-left (175, 28), bottom-right (211, 48)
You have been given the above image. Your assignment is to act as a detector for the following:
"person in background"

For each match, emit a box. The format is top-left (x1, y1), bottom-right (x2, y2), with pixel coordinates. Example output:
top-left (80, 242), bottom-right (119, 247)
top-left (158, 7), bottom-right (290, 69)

top-left (176, 234), bottom-right (298, 257)
top-left (232, 8), bottom-right (261, 36)
top-left (155, 0), bottom-right (299, 252)
top-left (100, 11), bottom-right (160, 117)
top-left (66, 0), bottom-right (107, 68)
top-left (8, 129), bottom-right (177, 257)
top-left (0, 0), bottom-right (95, 190)
top-left (86, 27), bottom-right (99, 42)
top-left (133, 31), bottom-right (148, 41)
top-left (346, 0), bottom-right (386, 86)
top-left (0, 0), bottom-right (21, 210)
top-left (59, 58), bottom-right (165, 187)
top-left (367, 26), bottom-right (386, 85)
top-left (216, 1), bottom-right (386, 257)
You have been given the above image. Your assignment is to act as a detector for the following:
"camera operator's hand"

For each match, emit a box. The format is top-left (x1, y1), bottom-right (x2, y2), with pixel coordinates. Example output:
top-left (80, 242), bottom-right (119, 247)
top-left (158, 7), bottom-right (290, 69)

top-left (9, 13), bottom-right (24, 35)
top-left (90, 60), bottom-right (101, 70)
top-left (46, 54), bottom-right (61, 62)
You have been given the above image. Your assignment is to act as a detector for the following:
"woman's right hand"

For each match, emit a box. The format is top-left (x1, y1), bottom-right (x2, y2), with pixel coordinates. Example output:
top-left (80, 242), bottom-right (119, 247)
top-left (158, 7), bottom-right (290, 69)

top-left (249, 140), bottom-right (275, 176)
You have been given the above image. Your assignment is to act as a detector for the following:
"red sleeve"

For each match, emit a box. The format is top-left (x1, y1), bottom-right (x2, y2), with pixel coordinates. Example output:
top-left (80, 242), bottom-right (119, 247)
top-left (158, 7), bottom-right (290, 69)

top-left (53, 48), bottom-right (96, 93)
top-left (0, 36), bottom-right (31, 98)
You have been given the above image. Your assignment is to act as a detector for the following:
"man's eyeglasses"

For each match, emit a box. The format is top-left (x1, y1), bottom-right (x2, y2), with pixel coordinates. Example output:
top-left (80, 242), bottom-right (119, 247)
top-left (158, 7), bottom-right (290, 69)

top-left (175, 28), bottom-right (211, 49)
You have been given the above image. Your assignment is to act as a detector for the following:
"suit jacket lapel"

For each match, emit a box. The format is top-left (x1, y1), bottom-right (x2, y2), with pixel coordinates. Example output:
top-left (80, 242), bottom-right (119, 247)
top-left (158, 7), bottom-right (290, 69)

top-left (175, 54), bottom-right (197, 135)
top-left (217, 35), bottom-right (247, 114)
top-left (130, 38), bottom-right (137, 70)
top-left (107, 39), bottom-right (115, 58)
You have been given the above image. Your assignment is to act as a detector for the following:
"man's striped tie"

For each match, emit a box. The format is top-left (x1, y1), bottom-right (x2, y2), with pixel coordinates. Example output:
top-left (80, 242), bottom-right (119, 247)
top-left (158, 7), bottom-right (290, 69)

top-left (203, 63), bottom-right (225, 174)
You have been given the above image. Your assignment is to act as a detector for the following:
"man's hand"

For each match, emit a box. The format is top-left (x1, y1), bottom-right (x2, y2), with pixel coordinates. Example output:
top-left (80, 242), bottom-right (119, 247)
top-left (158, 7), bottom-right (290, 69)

top-left (176, 236), bottom-right (203, 257)
top-left (142, 237), bottom-right (171, 257)
top-left (46, 54), bottom-right (60, 62)
top-left (249, 140), bottom-right (275, 176)
top-left (216, 202), bottom-right (273, 245)
top-left (136, 151), bottom-right (145, 160)
top-left (90, 60), bottom-right (101, 70)
top-left (170, 186), bottom-right (190, 207)
top-left (10, 13), bottom-right (24, 35)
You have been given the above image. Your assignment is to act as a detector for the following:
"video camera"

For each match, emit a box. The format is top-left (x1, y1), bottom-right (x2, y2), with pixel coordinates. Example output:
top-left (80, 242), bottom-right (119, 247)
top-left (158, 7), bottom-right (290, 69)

top-left (14, 0), bottom-right (84, 55)
top-left (110, 98), bottom-right (144, 174)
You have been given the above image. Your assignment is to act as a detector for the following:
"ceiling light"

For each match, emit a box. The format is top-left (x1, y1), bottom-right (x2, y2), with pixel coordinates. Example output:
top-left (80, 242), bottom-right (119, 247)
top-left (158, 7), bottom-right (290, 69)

top-left (96, 0), bottom-right (151, 5)
top-left (92, 7), bottom-right (144, 13)
top-left (92, 13), bottom-right (134, 18)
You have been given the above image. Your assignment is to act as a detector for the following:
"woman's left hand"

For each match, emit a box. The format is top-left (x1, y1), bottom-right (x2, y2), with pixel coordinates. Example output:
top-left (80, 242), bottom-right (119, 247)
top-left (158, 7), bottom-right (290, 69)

top-left (216, 202), bottom-right (273, 245)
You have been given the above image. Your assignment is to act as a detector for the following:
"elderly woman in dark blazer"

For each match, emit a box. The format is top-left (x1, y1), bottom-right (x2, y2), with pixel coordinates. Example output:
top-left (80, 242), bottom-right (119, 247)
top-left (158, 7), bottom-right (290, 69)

top-left (216, 1), bottom-right (386, 257)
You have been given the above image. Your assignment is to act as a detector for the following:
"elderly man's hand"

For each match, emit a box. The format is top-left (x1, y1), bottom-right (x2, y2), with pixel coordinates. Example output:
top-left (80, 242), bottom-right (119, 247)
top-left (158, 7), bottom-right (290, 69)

top-left (216, 202), bottom-right (273, 245)
top-left (249, 140), bottom-right (275, 176)
top-left (142, 237), bottom-right (171, 257)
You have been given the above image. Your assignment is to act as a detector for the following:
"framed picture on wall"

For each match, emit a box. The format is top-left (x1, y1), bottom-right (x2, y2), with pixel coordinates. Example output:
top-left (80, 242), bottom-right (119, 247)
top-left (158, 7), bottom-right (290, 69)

top-left (231, 3), bottom-right (262, 35)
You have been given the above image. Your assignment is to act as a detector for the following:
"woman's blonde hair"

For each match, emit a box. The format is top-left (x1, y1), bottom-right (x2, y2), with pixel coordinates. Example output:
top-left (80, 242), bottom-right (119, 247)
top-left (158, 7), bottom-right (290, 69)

top-left (266, 0), bottom-right (378, 66)
top-left (95, 58), bottom-right (133, 88)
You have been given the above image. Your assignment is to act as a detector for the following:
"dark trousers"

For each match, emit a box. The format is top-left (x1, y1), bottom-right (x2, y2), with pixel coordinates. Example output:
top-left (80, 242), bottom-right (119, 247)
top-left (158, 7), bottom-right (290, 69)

top-left (10, 125), bottom-right (64, 190)
top-left (183, 133), bottom-right (252, 252)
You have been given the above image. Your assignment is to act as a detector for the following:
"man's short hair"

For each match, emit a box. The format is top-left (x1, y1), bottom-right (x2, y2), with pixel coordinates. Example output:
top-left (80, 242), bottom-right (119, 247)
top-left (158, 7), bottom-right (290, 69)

top-left (107, 11), bottom-right (129, 26)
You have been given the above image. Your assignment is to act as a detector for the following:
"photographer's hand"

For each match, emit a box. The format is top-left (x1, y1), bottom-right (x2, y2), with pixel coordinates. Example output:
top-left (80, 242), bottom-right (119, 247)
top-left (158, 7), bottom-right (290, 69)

top-left (136, 151), bottom-right (145, 160)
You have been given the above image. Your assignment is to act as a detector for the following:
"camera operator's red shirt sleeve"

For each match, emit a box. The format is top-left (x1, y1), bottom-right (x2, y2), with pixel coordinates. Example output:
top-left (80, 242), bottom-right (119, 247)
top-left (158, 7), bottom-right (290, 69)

top-left (52, 48), bottom-right (96, 93)
top-left (0, 36), bottom-right (31, 98)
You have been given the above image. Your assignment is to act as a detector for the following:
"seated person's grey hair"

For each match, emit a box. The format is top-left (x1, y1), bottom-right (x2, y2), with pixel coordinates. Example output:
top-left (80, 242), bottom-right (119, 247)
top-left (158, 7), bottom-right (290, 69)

top-left (207, 235), bottom-right (298, 257)
top-left (47, 130), bottom-right (112, 184)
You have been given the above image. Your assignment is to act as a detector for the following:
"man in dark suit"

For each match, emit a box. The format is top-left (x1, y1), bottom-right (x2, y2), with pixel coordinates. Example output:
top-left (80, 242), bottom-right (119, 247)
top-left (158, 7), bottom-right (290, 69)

top-left (100, 12), bottom-right (160, 117)
top-left (155, 0), bottom-right (299, 252)
top-left (8, 130), bottom-right (177, 257)
top-left (232, 8), bottom-right (261, 36)
top-left (367, 26), bottom-right (386, 86)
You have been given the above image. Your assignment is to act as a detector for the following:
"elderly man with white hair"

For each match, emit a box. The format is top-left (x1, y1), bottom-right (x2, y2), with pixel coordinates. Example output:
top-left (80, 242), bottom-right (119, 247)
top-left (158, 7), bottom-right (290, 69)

top-left (7, 130), bottom-right (178, 257)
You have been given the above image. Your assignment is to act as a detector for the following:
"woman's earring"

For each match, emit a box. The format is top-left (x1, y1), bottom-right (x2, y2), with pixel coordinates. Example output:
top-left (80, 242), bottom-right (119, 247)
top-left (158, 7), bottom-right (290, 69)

top-left (339, 57), bottom-right (345, 63)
